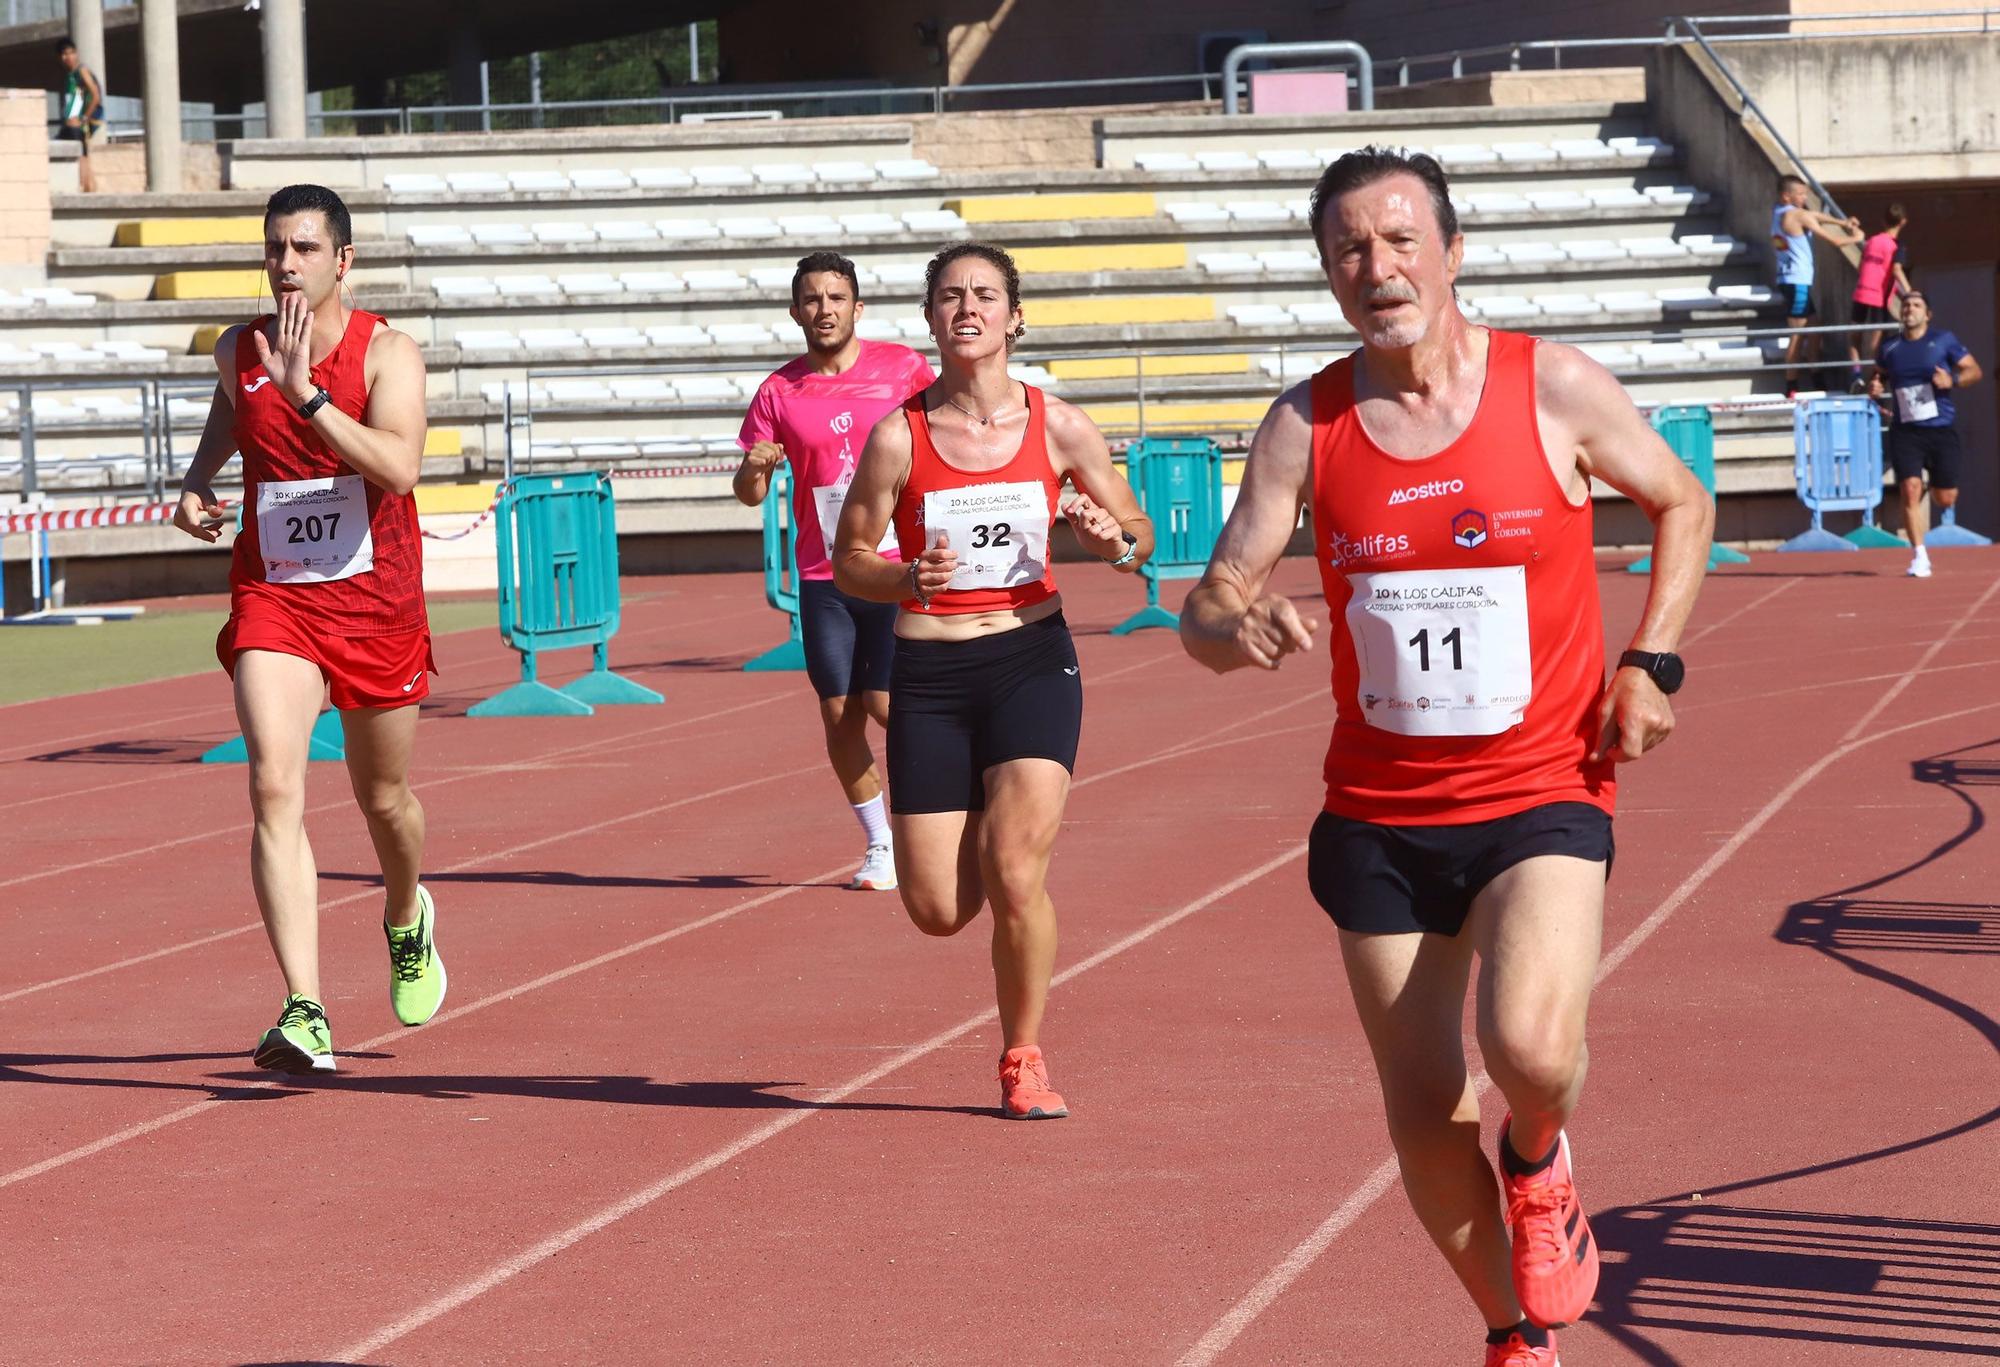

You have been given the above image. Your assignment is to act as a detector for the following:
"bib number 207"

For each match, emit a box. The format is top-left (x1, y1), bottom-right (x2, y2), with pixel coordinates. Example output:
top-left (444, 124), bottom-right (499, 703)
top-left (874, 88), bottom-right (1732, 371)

top-left (285, 512), bottom-right (341, 545)
top-left (1407, 626), bottom-right (1464, 672)
top-left (969, 522), bottom-right (1012, 549)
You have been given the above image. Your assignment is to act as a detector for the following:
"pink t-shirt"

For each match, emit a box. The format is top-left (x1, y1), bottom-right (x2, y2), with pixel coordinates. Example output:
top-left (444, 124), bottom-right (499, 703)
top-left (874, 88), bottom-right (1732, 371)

top-left (738, 340), bottom-right (936, 580)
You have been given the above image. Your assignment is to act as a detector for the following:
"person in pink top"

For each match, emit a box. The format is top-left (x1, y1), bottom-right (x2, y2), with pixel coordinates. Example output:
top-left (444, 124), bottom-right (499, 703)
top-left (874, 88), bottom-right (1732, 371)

top-left (1847, 203), bottom-right (1913, 391)
top-left (736, 251), bottom-right (936, 891)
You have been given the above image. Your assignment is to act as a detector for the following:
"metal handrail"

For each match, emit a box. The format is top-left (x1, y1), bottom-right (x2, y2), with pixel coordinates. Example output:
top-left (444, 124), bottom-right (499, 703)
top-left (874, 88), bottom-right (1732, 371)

top-left (1668, 16), bottom-right (1846, 222)
top-left (1221, 41), bottom-right (1375, 114)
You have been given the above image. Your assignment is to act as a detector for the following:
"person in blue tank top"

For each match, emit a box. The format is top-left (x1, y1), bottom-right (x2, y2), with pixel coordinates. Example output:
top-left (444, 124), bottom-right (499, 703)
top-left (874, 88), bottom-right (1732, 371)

top-left (1869, 291), bottom-right (1983, 577)
top-left (1769, 175), bottom-right (1862, 396)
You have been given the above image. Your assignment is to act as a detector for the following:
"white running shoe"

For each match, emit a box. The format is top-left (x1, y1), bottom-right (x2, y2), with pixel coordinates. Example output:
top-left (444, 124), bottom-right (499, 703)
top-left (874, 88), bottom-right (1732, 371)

top-left (850, 843), bottom-right (898, 891)
top-left (1908, 553), bottom-right (1933, 578)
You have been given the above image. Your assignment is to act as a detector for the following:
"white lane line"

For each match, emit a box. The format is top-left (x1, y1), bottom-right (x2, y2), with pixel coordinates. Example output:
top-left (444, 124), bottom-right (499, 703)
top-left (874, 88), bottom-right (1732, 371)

top-left (0, 740), bottom-right (809, 1006)
top-left (1171, 570), bottom-right (2000, 1365)
top-left (0, 700), bottom-right (1319, 1189)
top-left (1680, 578), bottom-right (1796, 648)
top-left (336, 843), bottom-right (1311, 1362)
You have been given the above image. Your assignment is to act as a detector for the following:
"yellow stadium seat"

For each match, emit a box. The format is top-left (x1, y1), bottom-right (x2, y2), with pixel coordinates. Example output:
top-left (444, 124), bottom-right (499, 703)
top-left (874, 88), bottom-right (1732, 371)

top-left (1030, 295), bottom-right (1215, 328)
top-left (189, 323), bottom-right (229, 354)
top-left (1050, 353), bottom-right (1251, 381)
top-left (1012, 243), bottom-right (1187, 275)
top-left (422, 429), bottom-right (465, 458)
top-left (944, 192), bottom-right (1157, 224)
top-left (413, 478), bottom-right (494, 512)
top-left (1081, 400), bottom-right (1271, 432)
top-left (154, 270), bottom-right (267, 301)
top-left (115, 218), bottom-right (263, 248)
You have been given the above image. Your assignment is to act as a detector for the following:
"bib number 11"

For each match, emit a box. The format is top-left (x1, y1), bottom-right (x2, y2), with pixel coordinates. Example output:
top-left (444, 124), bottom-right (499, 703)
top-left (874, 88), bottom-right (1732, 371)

top-left (1407, 626), bottom-right (1464, 672)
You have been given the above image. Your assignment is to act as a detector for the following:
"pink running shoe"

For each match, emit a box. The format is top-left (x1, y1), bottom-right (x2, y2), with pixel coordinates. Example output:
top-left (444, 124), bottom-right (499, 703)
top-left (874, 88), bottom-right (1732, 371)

top-left (1485, 1328), bottom-right (1561, 1366)
top-left (1499, 1116), bottom-right (1600, 1328)
top-left (998, 1045), bottom-right (1069, 1120)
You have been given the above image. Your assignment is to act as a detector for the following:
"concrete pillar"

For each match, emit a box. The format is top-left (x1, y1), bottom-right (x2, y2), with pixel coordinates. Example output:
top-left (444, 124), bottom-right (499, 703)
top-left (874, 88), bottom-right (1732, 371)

top-left (260, 0), bottom-right (307, 140)
top-left (139, 0), bottom-right (180, 191)
top-left (67, 0), bottom-right (105, 95)
top-left (446, 8), bottom-right (484, 110)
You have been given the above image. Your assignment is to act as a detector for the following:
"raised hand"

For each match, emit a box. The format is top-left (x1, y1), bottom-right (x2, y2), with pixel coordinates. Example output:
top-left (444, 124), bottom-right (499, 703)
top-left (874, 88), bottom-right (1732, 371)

top-left (1237, 593), bottom-right (1317, 670)
top-left (744, 440), bottom-right (786, 472)
top-left (173, 483), bottom-right (229, 543)
top-left (911, 529), bottom-right (958, 603)
top-left (1062, 492), bottom-right (1125, 559)
top-left (250, 288), bottom-right (316, 407)
top-left (1933, 365), bottom-right (1954, 390)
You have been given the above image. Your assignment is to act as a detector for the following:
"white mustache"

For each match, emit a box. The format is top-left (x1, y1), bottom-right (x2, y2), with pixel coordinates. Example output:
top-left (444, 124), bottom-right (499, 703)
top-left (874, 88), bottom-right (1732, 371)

top-left (1367, 284), bottom-right (1417, 304)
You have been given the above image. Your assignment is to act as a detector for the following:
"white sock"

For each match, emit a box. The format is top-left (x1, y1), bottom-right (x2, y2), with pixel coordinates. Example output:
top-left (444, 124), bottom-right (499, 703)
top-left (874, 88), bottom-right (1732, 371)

top-left (851, 794), bottom-right (891, 847)
top-left (1913, 544), bottom-right (1930, 561)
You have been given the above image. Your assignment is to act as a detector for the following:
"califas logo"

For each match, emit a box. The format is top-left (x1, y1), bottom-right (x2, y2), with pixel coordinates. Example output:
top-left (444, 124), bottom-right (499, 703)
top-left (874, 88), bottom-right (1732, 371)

top-left (1328, 527), bottom-right (1412, 567)
top-left (1386, 477), bottom-right (1465, 507)
top-left (1451, 509), bottom-right (1489, 550)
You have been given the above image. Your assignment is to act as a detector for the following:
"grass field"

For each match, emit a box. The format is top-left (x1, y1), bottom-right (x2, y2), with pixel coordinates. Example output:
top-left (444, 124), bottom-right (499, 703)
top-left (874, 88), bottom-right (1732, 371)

top-left (0, 597), bottom-right (498, 705)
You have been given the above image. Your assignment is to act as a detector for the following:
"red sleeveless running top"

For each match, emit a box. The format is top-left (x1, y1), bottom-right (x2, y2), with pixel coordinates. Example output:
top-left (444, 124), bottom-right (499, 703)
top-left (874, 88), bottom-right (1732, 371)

top-left (1309, 330), bottom-right (1614, 825)
top-left (229, 307), bottom-right (426, 634)
top-left (893, 385), bottom-right (1063, 616)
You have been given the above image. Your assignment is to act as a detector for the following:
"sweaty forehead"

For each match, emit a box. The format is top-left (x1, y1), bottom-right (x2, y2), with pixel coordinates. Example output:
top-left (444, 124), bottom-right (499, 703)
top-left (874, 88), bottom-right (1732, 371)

top-left (266, 212), bottom-right (327, 243)
top-left (1325, 174), bottom-right (1437, 239)
top-left (935, 261), bottom-right (1008, 291)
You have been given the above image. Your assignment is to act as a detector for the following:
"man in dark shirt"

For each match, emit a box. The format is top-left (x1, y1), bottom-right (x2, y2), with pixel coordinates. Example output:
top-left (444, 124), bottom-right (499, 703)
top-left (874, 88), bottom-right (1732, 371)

top-left (1870, 291), bottom-right (1983, 577)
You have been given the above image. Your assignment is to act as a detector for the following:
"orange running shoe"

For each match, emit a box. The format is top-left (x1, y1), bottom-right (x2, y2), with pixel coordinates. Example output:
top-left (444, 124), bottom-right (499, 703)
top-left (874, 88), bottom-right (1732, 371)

top-left (1484, 1329), bottom-right (1561, 1366)
top-left (1499, 1117), bottom-right (1599, 1328)
top-left (997, 1045), bottom-right (1069, 1120)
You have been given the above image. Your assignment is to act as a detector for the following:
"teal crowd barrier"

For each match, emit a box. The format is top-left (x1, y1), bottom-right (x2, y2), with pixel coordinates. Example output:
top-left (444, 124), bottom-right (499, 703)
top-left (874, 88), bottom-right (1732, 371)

top-left (744, 462), bottom-right (807, 672)
top-left (201, 707), bottom-right (345, 764)
top-left (1111, 437), bottom-right (1225, 636)
top-left (1924, 504), bottom-right (1993, 548)
top-left (469, 471), bottom-right (663, 716)
top-left (1781, 397), bottom-right (1901, 552)
top-left (1627, 405), bottom-right (1750, 574)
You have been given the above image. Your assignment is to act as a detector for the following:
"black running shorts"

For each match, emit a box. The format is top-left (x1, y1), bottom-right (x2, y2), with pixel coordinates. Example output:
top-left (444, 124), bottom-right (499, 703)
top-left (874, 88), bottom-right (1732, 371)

top-left (799, 577), bottom-right (898, 700)
top-left (887, 612), bottom-right (1083, 814)
top-left (1308, 801), bottom-right (1614, 936)
top-left (1888, 425), bottom-right (1961, 490)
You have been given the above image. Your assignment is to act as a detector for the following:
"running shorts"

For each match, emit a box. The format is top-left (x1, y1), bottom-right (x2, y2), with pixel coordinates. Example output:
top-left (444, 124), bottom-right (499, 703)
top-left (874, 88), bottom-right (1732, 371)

top-left (1780, 282), bottom-right (1816, 319)
top-left (887, 612), bottom-right (1082, 814)
top-left (799, 577), bottom-right (898, 701)
top-left (1888, 425), bottom-right (1961, 489)
top-left (1308, 800), bottom-right (1614, 936)
top-left (1852, 301), bottom-right (1894, 328)
top-left (218, 597), bottom-right (436, 710)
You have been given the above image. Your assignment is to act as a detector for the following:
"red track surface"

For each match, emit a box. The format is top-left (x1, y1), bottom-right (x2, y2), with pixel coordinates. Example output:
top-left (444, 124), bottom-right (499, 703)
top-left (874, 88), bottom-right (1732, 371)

top-left (3, 552), bottom-right (1997, 1365)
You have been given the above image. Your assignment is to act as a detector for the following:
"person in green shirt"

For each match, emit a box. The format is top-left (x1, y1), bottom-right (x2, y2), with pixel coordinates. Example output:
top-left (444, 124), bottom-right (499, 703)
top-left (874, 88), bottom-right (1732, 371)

top-left (57, 36), bottom-right (102, 193)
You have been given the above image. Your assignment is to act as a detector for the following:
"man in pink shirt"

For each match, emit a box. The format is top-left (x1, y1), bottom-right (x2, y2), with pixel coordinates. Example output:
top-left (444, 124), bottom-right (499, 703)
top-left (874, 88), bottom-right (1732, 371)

top-left (736, 251), bottom-right (935, 890)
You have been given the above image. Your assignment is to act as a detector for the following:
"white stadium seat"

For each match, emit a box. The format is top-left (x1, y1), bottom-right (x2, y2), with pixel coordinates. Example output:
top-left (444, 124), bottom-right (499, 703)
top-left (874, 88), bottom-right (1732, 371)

top-left (752, 162), bottom-right (814, 185)
top-left (446, 171), bottom-right (509, 194)
top-left (1196, 252), bottom-right (1263, 275)
top-left (1490, 141), bottom-right (1554, 163)
top-left (495, 274), bottom-right (558, 296)
top-left (384, 173), bottom-right (447, 196)
top-left (582, 327), bottom-right (647, 348)
top-left (1534, 293), bottom-right (1603, 316)
top-left (1593, 290), bottom-right (1657, 312)
top-left (674, 376), bottom-right (742, 401)
top-left (1635, 343), bottom-right (1702, 367)
top-left (1458, 244), bottom-right (1505, 267)
top-left (838, 212), bottom-right (901, 235)
top-left (618, 271), bottom-right (685, 293)
top-left (522, 330), bottom-right (587, 352)
top-left (1643, 184), bottom-right (1700, 206)
top-left (471, 223), bottom-right (535, 246)
top-left (1134, 152), bottom-right (1199, 172)
top-left (777, 214), bottom-right (843, 238)
top-left (596, 221), bottom-right (660, 242)
top-left (1227, 304), bottom-right (1291, 327)
top-left (1678, 233), bottom-right (1740, 259)
top-left (1586, 187), bottom-right (1651, 209)
top-left (1609, 136), bottom-right (1671, 158)
top-left (610, 379), bottom-right (675, 399)
top-left (1259, 149), bottom-right (1320, 172)
top-left (1620, 237), bottom-right (1690, 260)
top-left (1196, 151), bottom-right (1260, 172)
top-left (902, 209), bottom-right (966, 233)
top-left (691, 165), bottom-right (755, 188)
top-left (683, 269), bottom-right (750, 292)
top-left (895, 318), bottom-right (932, 339)
top-left (810, 160), bottom-right (876, 183)
top-left (455, 330), bottom-right (520, 352)
top-left (557, 273), bottom-right (624, 295)
top-left (874, 262), bottom-right (926, 287)
top-left (855, 318), bottom-right (900, 341)
top-left (708, 323), bottom-right (776, 345)
top-left (432, 276), bottom-right (498, 298)
top-left (655, 218), bottom-right (716, 240)
top-left (1288, 301), bottom-right (1341, 326)
top-left (645, 325), bottom-right (710, 346)
top-left (1551, 139), bottom-right (1612, 160)
top-left (407, 224), bottom-right (472, 246)
top-left (508, 170), bottom-right (569, 192)
top-left (1258, 250), bottom-right (1321, 273)
top-left (1467, 295), bottom-right (1540, 320)
top-left (716, 216), bottom-right (783, 239)
top-left (633, 167), bottom-right (694, 190)
top-left (532, 222), bottom-right (597, 244)
top-left (750, 266), bottom-right (797, 290)
top-left (1163, 202), bottom-right (1230, 224)
top-left (1465, 192), bottom-right (1531, 214)
top-left (1655, 286), bottom-right (1721, 307)
top-left (1526, 191), bottom-right (1592, 212)
top-left (569, 168), bottom-right (634, 192)
top-left (1558, 239), bottom-right (1627, 262)
top-left (1716, 284), bottom-right (1778, 305)
top-left (1578, 344), bottom-right (1636, 369)
top-left (875, 158), bottom-right (942, 180)
top-left (1499, 243), bottom-right (1567, 266)
top-left (1225, 200), bottom-right (1289, 223)
top-left (1428, 143), bottom-right (1499, 166)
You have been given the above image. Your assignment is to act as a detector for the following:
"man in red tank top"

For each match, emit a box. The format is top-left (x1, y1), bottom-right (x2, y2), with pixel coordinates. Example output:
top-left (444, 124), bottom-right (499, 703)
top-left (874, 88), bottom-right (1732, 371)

top-left (173, 185), bottom-right (445, 1074)
top-left (1182, 149), bottom-right (1714, 1366)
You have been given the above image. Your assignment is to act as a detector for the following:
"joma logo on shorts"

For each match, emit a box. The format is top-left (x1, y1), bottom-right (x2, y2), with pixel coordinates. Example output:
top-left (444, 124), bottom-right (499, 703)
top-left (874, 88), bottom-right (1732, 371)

top-left (1386, 478), bottom-right (1465, 506)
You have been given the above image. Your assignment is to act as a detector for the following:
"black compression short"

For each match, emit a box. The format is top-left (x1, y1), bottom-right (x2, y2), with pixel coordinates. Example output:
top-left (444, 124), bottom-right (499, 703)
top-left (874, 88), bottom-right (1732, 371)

top-left (799, 577), bottom-right (897, 700)
top-left (886, 612), bottom-right (1082, 814)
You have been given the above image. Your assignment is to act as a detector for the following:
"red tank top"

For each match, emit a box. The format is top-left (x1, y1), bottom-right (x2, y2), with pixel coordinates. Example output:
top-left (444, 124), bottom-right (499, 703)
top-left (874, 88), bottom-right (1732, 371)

top-left (1309, 330), bottom-right (1614, 825)
top-left (893, 385), bottom-right (1063, 616)
top-left (229, 307), bottom-right (426, 634)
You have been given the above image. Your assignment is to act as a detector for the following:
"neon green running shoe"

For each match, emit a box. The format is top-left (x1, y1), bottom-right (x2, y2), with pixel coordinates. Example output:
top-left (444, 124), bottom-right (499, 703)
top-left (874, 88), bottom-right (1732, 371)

top-left (385, 884), bottom-right (447, 1026)
top-left (253, 994), bottom-right (335, 1073)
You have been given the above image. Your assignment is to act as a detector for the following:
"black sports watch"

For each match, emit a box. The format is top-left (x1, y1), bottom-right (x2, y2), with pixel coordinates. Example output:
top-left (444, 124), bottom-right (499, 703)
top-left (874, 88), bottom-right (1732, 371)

top-left (297, 386), bottom-right (332, 420)
top-left (1619, 649), bottom-right (1685, 695)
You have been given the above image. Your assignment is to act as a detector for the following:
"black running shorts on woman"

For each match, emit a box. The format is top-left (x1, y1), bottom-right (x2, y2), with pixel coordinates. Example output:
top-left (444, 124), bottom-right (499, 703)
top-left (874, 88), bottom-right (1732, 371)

top-left (887, 613), bottom-right (1083, 814)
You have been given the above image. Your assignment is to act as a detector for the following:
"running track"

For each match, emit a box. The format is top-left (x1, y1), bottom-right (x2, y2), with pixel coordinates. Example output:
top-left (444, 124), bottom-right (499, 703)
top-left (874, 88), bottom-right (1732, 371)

top-left (2, 553), bottom-right (1996, 1365)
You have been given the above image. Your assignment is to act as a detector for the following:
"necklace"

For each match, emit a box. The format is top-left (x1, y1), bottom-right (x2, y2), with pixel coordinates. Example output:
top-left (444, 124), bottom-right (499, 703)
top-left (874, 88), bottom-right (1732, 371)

top-left (942, 393), bottom-right (1011, 426)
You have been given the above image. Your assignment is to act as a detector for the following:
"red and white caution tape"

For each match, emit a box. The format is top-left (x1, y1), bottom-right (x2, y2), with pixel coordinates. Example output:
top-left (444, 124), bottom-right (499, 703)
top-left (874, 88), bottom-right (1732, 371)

top-left (0, 502), bottom-right (176, 534)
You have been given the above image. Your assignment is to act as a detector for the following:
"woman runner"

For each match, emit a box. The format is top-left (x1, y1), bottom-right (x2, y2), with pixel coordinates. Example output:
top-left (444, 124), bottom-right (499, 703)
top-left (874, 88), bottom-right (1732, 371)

top-left (833, 242), bottom-right (1153, 1119)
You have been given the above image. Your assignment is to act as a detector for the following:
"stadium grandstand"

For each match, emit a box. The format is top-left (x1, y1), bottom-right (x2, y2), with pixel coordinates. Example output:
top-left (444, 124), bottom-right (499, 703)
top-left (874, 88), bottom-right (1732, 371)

top-left (0, 1), bottom-right (1994, 606)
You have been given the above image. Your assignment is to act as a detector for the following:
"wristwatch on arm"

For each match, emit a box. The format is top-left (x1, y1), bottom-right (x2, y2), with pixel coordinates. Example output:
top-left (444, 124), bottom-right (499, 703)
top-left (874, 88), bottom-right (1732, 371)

top-left (1109, 530), bottom-right (1138, 567)
top-left (296, 386), bottom-right (332, 420)
top-left (1619, 649), bottom-right (1685, 695)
